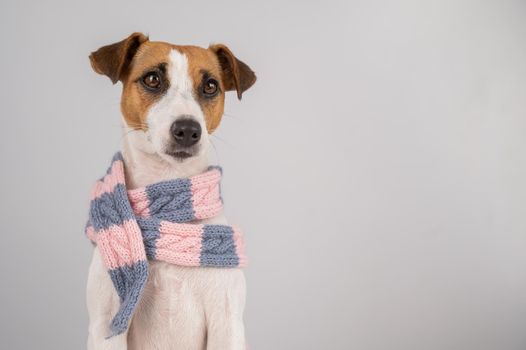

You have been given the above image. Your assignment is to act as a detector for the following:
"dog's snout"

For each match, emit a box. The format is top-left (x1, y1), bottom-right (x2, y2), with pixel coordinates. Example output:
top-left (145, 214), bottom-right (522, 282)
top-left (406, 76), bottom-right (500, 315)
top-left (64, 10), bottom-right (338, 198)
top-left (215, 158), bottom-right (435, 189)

top-left (170, 118), bottom-right (202, 147)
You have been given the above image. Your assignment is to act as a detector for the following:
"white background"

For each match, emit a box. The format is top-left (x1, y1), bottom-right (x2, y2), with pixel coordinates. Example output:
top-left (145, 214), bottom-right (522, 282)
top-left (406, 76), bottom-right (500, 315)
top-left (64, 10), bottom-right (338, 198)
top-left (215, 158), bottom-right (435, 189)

top-left (1, 0), bottom-right (525, 349)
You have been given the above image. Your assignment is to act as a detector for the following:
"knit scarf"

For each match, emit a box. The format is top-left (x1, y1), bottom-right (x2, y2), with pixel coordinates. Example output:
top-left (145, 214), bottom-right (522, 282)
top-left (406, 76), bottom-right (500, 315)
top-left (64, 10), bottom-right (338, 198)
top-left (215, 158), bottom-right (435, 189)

top-left (85, 152), bottom-right (246, 336)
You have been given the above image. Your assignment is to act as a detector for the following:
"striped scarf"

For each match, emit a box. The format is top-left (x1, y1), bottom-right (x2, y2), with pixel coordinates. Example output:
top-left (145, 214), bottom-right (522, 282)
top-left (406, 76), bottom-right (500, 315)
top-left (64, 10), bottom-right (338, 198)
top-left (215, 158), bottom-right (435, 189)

top-left (85, 152), bottom-right (246, 336)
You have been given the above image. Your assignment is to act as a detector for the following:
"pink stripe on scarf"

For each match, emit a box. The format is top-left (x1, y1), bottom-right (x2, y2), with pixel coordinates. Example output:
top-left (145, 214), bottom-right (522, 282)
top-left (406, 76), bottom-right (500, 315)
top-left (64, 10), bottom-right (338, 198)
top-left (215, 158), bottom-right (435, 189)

top-left (90, 160), bottom-right (126, 200)
top-left (233, 226), bottom-right (248, 266)
top-left (96, 220), bottom-right (146, 269)
top-left (191, 168), bottom-right (223, 219)
top-left (86, 225), bottom-right (97, 242)
top-left (155, 221), bottom-right (204, 266)
top-left (127, 188), bottom-right (151, 217)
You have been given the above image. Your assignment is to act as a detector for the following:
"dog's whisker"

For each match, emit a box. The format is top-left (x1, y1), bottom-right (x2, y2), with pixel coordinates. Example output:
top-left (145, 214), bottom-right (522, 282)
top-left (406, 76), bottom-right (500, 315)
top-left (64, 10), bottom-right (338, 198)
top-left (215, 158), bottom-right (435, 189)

top-left (123, 122), bottom-right (149, 128)
top-left (122, 125), bottom-right (149, 131)
top-left (110, 120), bottom-right (149, 128)
top-left (120, 128), bottom-right (142, 141)
top-left (210, 134), bottom-right (234, 148)
top-left (209, 139), bottom-right (221, 164)
top-left (223, 112), bottom-right (243, 121)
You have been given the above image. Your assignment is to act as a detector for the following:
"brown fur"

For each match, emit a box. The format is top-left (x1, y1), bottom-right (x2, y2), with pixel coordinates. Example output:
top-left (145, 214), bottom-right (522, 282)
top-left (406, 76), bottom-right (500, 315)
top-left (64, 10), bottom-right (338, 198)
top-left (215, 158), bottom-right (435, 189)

top-left (89, 33), bottom-right (256, 133)
top-left (89, 32), bottom-right (148, 84)
top-left (120, 41), bottom-right (172, 130)
top-left (209, 44), bottom-right (257, 100)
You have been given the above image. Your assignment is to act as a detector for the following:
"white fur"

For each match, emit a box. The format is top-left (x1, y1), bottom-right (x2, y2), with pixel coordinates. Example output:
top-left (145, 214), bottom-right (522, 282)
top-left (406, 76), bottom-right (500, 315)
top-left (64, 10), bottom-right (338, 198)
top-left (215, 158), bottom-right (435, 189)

top-left (146, 49), bottom-right (210, 168)
top-left (87, 49), bottom-right (246, 349)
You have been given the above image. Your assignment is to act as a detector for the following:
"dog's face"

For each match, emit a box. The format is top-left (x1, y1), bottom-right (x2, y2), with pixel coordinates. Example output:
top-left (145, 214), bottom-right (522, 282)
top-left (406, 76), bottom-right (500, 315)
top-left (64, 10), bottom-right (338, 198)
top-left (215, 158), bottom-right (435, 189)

top-left (89, 33), bottom-right (256, 162)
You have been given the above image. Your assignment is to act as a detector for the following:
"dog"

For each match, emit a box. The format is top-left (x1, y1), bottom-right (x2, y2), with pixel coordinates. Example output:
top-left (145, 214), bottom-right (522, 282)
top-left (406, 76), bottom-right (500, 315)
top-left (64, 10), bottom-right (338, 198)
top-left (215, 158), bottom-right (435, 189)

top-left (86, 32), bottom-right (256, 350)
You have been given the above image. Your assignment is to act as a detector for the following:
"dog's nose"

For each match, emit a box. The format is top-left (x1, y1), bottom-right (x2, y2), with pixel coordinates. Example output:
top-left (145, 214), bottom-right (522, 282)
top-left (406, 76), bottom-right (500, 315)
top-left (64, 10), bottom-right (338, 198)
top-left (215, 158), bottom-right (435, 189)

top-left (170, 118), bottom-right (202, 147)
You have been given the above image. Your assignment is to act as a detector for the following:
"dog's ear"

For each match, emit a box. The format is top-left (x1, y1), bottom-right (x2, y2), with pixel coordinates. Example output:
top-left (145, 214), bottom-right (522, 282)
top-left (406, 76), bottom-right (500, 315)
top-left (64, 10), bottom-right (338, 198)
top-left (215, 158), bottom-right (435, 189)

top-left (209, 44), bottom-right (256, 100)
top-left (89, 32), bottom-right (148, 84)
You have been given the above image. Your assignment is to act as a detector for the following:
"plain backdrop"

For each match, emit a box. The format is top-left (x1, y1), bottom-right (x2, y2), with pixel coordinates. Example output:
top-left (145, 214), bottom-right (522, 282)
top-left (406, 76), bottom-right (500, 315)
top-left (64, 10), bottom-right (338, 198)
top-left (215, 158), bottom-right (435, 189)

top-left (1, 0), bottom-right (525, 349)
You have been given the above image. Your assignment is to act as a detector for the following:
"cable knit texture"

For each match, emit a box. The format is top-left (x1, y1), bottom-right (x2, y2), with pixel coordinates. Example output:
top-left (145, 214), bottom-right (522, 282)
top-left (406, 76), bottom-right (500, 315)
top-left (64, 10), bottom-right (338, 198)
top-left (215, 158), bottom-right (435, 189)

top-left (85, 152), bottom-right (247, 337)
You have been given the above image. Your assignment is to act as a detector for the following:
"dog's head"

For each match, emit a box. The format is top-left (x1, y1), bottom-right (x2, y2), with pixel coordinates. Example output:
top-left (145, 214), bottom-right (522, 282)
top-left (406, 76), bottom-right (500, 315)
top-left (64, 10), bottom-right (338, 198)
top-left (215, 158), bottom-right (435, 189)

top-left (89, 32), bottom-right (256, 162)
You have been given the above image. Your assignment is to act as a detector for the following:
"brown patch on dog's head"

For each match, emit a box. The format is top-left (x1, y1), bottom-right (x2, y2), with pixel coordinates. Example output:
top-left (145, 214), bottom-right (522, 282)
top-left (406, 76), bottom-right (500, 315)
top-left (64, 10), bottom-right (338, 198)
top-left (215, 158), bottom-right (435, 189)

top-left (120, 41), bottom-right (172, 130)
top-left (179, 45), bottom-right (226, 133)
top-left (89, 33), bottom-right (256, 133)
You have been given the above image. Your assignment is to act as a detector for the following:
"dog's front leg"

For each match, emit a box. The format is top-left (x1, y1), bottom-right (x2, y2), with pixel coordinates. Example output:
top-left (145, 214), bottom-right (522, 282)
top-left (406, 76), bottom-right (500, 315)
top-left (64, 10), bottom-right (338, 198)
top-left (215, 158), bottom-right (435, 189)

top-left (204, 269), bottom-right (247, 350)
top-left (87, 247), bottom-right (128, 350)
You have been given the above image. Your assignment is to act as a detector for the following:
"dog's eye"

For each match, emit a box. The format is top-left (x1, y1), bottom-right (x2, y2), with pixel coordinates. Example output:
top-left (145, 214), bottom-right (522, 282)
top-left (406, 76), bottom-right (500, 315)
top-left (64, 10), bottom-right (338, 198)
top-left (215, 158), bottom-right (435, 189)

top-left (142, 72), bottom-right (161, 90)
top-left (203, 78), bottom-right (218, 96)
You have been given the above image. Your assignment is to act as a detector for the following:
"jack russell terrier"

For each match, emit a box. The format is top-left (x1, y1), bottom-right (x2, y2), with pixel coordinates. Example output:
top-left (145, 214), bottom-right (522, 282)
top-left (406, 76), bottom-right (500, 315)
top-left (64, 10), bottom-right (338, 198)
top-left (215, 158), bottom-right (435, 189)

top-left (85, 32), bottom-right (256, 350)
